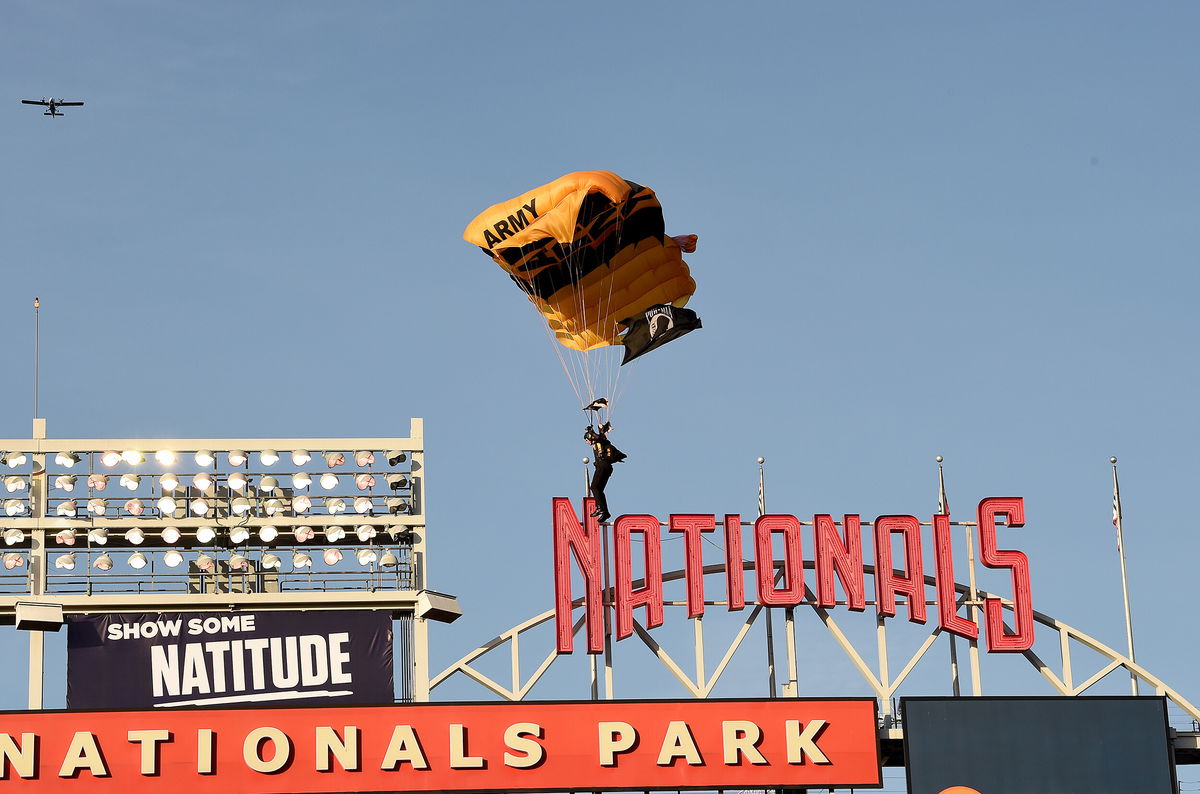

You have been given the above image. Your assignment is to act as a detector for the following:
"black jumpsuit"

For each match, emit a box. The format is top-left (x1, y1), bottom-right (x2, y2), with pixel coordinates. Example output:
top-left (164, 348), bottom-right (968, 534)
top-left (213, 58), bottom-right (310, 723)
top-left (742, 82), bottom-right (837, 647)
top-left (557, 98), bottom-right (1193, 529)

top-left (588, 433), bottom-right (626, 521)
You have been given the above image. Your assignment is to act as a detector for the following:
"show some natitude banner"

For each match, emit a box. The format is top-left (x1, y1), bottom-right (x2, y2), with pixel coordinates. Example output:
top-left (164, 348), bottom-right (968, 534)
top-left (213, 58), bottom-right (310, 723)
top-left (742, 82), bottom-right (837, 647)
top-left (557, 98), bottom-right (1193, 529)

top-left (66, 610), bottom-right (393, 709)
top-left (0, 699), bottom-right (880, 793)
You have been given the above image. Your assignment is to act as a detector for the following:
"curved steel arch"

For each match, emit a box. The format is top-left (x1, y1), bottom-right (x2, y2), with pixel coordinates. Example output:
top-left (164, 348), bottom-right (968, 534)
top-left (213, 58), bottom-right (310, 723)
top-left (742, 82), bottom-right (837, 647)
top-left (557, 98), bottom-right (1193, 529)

top-left (432, 560), bottom-right (1200, 724)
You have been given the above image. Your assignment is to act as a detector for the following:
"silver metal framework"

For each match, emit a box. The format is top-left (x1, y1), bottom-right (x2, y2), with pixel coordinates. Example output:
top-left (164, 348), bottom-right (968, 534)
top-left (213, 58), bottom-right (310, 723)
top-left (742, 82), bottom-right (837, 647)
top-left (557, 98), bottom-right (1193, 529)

top-left (0, 418), bottom-right (441, 706)
top-left (432, 518), bottom-right (1200, 752)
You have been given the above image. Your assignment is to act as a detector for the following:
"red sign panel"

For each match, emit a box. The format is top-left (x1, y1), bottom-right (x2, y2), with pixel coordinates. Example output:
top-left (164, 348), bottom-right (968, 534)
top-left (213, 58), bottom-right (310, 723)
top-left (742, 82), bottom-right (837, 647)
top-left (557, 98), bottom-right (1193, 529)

top-left (0, 698), bottom-right (880, 792)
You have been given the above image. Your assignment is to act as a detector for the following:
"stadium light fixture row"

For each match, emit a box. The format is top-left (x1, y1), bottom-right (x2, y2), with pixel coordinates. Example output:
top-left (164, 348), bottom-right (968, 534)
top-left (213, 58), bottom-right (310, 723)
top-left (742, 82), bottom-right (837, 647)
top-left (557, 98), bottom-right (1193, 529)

top-left (39, 547), bottom-right (404, 571)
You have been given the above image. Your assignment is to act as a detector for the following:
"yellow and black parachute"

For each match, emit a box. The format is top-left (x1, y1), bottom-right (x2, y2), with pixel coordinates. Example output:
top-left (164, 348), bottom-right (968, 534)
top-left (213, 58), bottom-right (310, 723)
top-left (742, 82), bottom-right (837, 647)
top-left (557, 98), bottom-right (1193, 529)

top-left (464, 171), bottom-right (699, 411)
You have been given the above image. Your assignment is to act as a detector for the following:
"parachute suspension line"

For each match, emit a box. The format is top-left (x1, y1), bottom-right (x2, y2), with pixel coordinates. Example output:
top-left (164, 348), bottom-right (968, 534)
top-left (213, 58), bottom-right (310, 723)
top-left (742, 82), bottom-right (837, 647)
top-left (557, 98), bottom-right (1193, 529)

top-left (507, 245), bottom-right (587, 408)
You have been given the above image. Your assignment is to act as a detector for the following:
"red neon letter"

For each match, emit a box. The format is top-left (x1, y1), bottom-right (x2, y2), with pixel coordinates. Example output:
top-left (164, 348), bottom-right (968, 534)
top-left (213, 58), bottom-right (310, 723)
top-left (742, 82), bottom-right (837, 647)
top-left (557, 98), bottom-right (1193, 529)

top-left (614, 515), bottom-right (664, 640)
top-left (552, 498), bottom-right (604, 654)
top-left (670, 514), bottom-right (715, 618)
top-left (873, 515), bottom-right (927, 624)
top-left (977, 497), bottom-right (1034, 652)
top-left (724, 514), bottom-right (745, 611)
top-left (814, 514), bottom-right (866, 611)
top-left (932, 513), bottom-right (977, 639)
top-left (754, 515), bottom-right (804, 606)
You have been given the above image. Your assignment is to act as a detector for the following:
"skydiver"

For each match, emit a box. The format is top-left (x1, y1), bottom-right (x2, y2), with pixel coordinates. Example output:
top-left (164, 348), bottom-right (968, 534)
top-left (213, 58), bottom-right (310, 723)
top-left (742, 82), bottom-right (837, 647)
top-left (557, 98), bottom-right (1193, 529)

top-left (584, 421), bottom-right (626, 523)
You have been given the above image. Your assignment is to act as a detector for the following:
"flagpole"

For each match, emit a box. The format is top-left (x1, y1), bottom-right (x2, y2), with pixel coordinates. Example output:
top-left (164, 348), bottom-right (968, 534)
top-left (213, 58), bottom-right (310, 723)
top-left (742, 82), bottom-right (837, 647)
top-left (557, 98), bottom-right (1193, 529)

top-left (937, 456), bottom-right (962, 697)
top-left (1111, 456), bottom-right (1139, 695)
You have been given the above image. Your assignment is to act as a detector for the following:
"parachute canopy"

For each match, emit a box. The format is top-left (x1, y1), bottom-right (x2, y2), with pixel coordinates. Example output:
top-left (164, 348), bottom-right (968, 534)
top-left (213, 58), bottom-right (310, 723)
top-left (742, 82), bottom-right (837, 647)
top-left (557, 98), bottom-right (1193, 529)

top-left (463, 171), bottom-right (696, 354)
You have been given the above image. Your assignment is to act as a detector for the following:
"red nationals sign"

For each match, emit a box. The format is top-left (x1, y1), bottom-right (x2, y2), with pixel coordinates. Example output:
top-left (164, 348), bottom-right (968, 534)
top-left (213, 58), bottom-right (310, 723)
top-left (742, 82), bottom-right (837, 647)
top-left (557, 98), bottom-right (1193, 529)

top-left (0, 699), bottom-right (880, 792)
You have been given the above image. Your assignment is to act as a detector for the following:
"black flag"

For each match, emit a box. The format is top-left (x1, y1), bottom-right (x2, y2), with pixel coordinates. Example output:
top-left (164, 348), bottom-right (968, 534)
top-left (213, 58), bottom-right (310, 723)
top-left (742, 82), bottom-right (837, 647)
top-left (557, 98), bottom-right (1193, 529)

top-left (618, 304), bottom-right (702, 365)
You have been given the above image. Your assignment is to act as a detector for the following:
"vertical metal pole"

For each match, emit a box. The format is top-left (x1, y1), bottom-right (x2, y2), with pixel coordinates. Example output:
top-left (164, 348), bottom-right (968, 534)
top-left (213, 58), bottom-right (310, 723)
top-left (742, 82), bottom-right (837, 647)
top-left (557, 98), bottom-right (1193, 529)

top-left (601, 522), bottom-right (614, 699)
top-left (949, 634), bottom-right (961, 696)
top-left (33, 297), bottom-right (40, 419)
top-left (583, 457), bottom-right (600, 701)
top-left (784, 607), bottom-right (798, 697)
top-left (1111, 457), bottom-right (1139, 695)
top-left (965, 523), bottom-right (982, 696)
top-left (28, 418), bottom-right (48, 710)
top-left (409, 419), bottom-right (429, 701)
top-left (876, 614), bottom-right (891, 722)
top-left (758, 458), bottom-right (778, 698)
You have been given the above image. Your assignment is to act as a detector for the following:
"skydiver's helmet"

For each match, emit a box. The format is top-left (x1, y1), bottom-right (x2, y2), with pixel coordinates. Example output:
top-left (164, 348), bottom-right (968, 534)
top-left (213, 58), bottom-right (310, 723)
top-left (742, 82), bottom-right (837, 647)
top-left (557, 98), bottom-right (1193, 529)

top-left (584, 427), bottom-right (598, 443)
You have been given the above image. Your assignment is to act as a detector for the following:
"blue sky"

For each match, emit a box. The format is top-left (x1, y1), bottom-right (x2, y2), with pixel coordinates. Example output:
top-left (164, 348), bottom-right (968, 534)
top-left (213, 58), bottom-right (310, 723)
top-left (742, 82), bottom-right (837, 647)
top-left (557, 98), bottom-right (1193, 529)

top-left (3, 0), bottom-right (1199, 743)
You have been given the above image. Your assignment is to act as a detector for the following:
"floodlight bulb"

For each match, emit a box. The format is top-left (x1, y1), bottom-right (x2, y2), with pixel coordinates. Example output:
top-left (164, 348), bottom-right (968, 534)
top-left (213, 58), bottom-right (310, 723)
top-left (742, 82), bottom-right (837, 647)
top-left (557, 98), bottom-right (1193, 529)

top-left (161, 527), bottom-right (182, 544)
top-left (354, 450), bottom-right (375, 467)
top-left (87, 527), bottom-right (109, 545)
top-left (229, 553), bottom-right (249, 571)
top-left (326, 498), bottom-right (346, 515)
top-left (54, 474), bottom-right (76, 492)
top-left (55, 451), bottom-right (81, 467)
top-left (291, 449), bottom-right (311, 466)
top-left (379, 550), bottom-right (399, 568)
top-left (86, 498), bottom-right (107, 516)
top-left (230, 497), bottom-right (251, 515)
top-left (125, 528), bottom-right (146, 545)
top-left (325, 525), bottom-right (346, 542)
top-left (4, 476), bottom-right (25, 493)
top-left (55, 553), bottom-right (77, 570)
top-left (228, 472), bottom-right (249, 492)
top-left (355, 524), bottom-right (377, 542)
top-left (261, 552), bottom-right (282, 570)
top-left (324, 452), bottom-right (345, 468)
top-left (258, 525), bottom-right (279, 543)
top-left (163, 549), bottom-right (184, 568)
top-left (292, 551), bottom-right (313, 569)
top-left (192, 472), bottom-right (214, 491)
top-left (190, 497), bottom-right (209, 516)
top-left (4, 499), bottom-right (26, 517)
top-left (124, 498), bottom-right (145, 516)
top-left (3, 528), bottom-right (25, 545)
top-left (293, 495), bottom-right (312, 513)
top-left (100, 450), bottom-right (121, 467)
top-left (122, 450), bottom-right (145, 465)
top-left (157, 495), bottom-right (178, 514)
top-left (56, 500), bottom-right (78, 517)
top-left (385, 474), bottom-right (409, 490)
top-left (356, 548), bottom-right (378, 565)
top-left (229, 526), bottom-right (250, 544)
top-left (155, 450), bottom-right (178, 465)
top-left (264, 498), bottom-right (285, 516)
top-left (55, 529), bottom-right (77, 545)
top-left (94, 553), bottom-right (114, 571)
top-left (323, 548), bottom-right (343, 565)
top-left (194, 450), bottom-right (215, 467)
top-left (195, 553), bottom-right (214, 571)
top-left (227, 450), bottom-right (248, 467)
top-left (195, 525), bottom-right (217, 544)
top-left (259, 449), bottom-right (279, 466)
top-left (292, 472), bottom-right (312, 489)
top-left (128, 552), bottom-right (148, 570)
top-left (87, 473), bottom-right (108, 491)
top-left (159, 473), bottom-right (180, 492)
top-left (320, 473), bottom-right (339, 490)
top-left (120, 473), bottom-right (140, 490)
top-left (294, 525), bottom-right (315, 543)
top-left (3, 552), bottom-right (25, 570)
top-left (259, 476), bottom-right (278, 493)
top-left (385, 450), bottom-right (406, 466)
top-left (355, 473), bottom-right (376, 490)
top-left (387, 498), bottom-right (409, 515)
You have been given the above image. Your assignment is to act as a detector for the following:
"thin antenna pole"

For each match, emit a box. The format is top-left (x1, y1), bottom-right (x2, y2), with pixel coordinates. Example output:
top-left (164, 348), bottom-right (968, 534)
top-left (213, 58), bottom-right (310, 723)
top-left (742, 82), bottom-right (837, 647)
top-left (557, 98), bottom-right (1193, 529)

top-left (33, 297), bottom-right (41, 419)
top-left (1111, 456), bottom-right (1139, 695)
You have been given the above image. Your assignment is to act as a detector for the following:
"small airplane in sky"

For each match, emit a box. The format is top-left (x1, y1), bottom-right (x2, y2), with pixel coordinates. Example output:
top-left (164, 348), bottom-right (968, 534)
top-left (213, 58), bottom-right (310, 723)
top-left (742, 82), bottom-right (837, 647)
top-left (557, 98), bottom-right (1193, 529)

top-left (21, 97), bottom-right (85, 117)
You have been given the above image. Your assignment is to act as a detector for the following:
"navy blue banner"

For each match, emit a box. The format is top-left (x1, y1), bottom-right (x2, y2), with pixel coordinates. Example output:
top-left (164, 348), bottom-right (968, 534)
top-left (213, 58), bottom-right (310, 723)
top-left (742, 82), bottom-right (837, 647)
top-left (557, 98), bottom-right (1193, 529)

top-left (67, 610), bottom-right (394, 709)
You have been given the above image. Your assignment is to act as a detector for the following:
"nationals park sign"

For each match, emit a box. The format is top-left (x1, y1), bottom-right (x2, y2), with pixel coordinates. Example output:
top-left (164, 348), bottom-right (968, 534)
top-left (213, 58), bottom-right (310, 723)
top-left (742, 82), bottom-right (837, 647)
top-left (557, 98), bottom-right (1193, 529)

top-left (553, 496), bottom-right (1035, 654)
top-left (0, 699), bottom-right (881, 792)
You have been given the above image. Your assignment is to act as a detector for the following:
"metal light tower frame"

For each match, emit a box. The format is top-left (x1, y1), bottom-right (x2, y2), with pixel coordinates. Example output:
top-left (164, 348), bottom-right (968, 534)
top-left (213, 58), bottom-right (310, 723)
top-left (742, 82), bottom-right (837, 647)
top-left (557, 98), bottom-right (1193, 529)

top-left (0, 417), bottom-right (456, 708)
